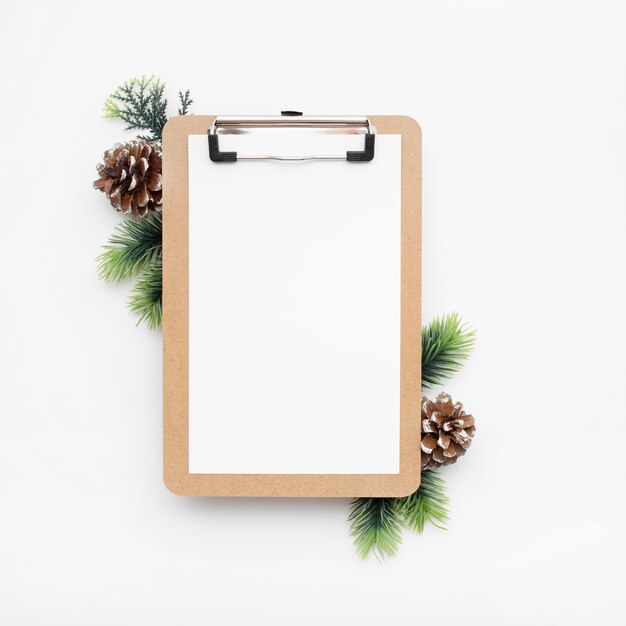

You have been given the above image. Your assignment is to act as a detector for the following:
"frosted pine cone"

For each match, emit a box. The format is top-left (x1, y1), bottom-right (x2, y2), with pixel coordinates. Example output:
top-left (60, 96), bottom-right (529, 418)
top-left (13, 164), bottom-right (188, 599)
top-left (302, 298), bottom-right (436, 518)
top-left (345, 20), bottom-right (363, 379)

top-left (421, 392), bottom-right (475, 470)
top-left (94, 141), bottom-right (162, 218)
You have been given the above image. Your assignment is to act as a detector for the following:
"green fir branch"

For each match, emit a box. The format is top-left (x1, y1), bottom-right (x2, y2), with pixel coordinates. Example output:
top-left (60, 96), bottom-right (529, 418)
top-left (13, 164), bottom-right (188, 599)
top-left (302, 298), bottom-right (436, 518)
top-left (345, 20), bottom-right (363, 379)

top-left (129, 257), bottom-right (162, 330)
top-left (97, 212), bottom-right (163, 283)
top-left (349, 498), bottom-right (405, 560)
top-left (349, 472), bottom-right (450, 559)
top-left (178, 90), bottom-right (193, 115)
top-left (98, 75), bottom-right (193, 329)
top-left (399, 470), bottom-right (449, 534)
top-left (103, 76), bottom-right (190, 142)
top-left (421, 312), bottom-right (476, 388)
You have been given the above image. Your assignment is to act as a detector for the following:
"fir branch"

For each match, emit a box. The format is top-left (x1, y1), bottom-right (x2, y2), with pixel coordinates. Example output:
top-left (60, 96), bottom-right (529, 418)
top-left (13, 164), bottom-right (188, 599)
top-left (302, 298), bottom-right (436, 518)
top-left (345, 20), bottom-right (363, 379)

top-left (398, 470), bottom-right (449, 534)
top-left (349, 472), bottom-right (450, 558)
top-left (178, 90), bottom-right (193, 115)
top-left (129, 257), bottom-right (162, 330)
top-left (348, 497), bottom-right (405, 560)
top-left (103, 76), bottom-right (169, 142)
top-left (421, 312), bottom-right (476, 388)
top-left (97, 212), bottom-right (163, 283)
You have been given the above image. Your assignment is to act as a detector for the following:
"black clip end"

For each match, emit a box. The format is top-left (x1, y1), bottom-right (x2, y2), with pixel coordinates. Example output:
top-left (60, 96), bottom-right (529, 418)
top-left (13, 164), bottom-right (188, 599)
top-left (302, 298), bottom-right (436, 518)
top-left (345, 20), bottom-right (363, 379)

top-left (208, 132), bottom-right (237, 162)
top-left (347, 133), bottom-right (375, 162)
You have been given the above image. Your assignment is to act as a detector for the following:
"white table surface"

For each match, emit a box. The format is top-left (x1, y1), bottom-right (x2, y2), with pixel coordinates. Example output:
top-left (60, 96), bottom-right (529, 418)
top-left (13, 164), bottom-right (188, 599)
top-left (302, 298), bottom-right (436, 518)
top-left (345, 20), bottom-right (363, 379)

top-left (1, 1), bottom-right (625, 624)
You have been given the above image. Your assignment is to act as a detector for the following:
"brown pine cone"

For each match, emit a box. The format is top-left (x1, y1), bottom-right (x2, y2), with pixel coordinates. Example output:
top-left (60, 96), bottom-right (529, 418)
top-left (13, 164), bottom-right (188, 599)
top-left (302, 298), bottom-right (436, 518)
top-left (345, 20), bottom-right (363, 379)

top-left (421, 392), bottom-right (475, 470)
top-left (94, 141), bottom-right (162, 218)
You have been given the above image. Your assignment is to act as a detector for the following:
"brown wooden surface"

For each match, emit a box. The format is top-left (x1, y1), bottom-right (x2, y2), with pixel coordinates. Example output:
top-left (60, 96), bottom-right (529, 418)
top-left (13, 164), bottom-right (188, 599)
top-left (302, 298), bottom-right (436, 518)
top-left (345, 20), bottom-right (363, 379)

top-left (162, 115), bottom-right (422, 497)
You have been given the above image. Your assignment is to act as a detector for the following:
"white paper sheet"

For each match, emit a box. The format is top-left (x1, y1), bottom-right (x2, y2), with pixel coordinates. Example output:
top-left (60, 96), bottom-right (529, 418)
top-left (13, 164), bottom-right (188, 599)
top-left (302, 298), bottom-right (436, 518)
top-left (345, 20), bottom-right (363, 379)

top-left (188, 131), bottom-right (401, 474)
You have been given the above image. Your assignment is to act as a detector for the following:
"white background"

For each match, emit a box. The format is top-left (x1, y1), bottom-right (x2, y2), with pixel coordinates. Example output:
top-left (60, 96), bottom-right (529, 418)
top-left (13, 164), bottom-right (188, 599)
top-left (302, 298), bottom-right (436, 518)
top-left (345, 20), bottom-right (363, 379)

top-left (1, 1), bottom-right (625, 624)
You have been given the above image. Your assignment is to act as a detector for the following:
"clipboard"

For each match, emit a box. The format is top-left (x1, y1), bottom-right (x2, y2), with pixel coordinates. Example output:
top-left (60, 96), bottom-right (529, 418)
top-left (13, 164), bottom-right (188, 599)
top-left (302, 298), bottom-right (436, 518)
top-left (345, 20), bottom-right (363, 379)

top-left (163, 114), bottom-right (422, 497)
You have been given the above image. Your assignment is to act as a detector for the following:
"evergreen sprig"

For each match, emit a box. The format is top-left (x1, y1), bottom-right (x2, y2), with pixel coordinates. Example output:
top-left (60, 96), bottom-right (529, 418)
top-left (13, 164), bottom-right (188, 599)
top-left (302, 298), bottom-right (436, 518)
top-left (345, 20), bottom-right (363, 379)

top-left (103, 76), bottom-right (169, 142)
top-left (97, 76), bottom-right (194, 327)
top-left (349, 497), bottom-right (405, 560)
top-left (97, 212), bottom-right (163, 283)
top-left (421, 312), bottom-right (476, 388)
top-left (178, 90), bottom-right (193, 115)
top-left (129, 256), bottom-right (162, 330)
top-left (400, 470), bottom-right (449, 533)
top-left (349, 471), bottom-right (449, 559)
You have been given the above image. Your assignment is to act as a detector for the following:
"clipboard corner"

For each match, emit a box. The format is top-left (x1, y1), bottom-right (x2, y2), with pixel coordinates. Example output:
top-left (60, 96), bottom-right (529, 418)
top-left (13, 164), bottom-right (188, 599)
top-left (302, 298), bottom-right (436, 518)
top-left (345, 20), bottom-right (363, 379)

top-left (163, 467), bottom-right (191, 497)
top-left (394, 471), bottom-right (422, 498)
top-left (397, 114), bottom-right (422, 139)
top-left (163, 114), bottom-right (193, 143)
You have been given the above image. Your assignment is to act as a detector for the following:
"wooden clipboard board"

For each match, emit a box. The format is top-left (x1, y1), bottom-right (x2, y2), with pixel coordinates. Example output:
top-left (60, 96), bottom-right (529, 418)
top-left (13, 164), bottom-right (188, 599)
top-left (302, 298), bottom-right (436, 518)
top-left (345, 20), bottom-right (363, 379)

top-left (163, 115), bottom-right (422, 497)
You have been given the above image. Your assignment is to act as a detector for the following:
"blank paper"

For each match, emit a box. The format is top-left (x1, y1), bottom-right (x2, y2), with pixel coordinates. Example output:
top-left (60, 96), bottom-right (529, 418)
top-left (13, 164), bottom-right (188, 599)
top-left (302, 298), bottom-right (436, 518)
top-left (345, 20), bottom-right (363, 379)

top-left (187, 131), bottom-right (402, 474)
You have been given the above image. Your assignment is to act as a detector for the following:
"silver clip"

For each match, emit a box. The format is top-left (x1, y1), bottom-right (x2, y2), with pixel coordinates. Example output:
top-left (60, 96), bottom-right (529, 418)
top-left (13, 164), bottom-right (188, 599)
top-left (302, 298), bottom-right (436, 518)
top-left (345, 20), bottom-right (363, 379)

top-left (208, 115), bottom-right (376, 163)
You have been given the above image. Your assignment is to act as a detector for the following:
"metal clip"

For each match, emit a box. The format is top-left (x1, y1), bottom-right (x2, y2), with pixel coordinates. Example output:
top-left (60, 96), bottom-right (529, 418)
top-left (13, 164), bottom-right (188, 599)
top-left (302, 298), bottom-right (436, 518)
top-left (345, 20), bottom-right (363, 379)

top-left (208, 114), bottom-right (376, 163)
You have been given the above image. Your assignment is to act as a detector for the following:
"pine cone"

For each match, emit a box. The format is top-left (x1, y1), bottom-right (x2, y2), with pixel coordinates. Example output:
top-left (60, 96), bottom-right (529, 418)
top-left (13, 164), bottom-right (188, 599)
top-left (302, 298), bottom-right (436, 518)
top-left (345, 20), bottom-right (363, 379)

top-left (94, 141), bottom-right (162, 218)
top-left (421, 392), bottom-right (475, 470)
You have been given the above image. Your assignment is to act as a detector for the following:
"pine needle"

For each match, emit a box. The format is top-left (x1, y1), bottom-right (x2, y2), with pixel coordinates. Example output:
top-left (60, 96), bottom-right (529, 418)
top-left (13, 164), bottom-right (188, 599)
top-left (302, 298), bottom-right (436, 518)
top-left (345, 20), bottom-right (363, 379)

top-left (421, 312), bottom-right (476, 388)
top-left (102, 76), bottom-right (193, 142)
top-left (398, 470), bottom-right (449, 534)
top-left (349, 472), bottom-right (450, 559)
top-left (348, 498), bottom-right (405, 560)
top-left (97, 212), bottom-right (163, 283)
top-left (103, 76), bottom-right (168, 142)
top-left (178, 90), bottom-right (193, 115)
top-left (128, 257), bottom-right (162, 330)
top-left (98, 76), bottom-right (193, 329)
